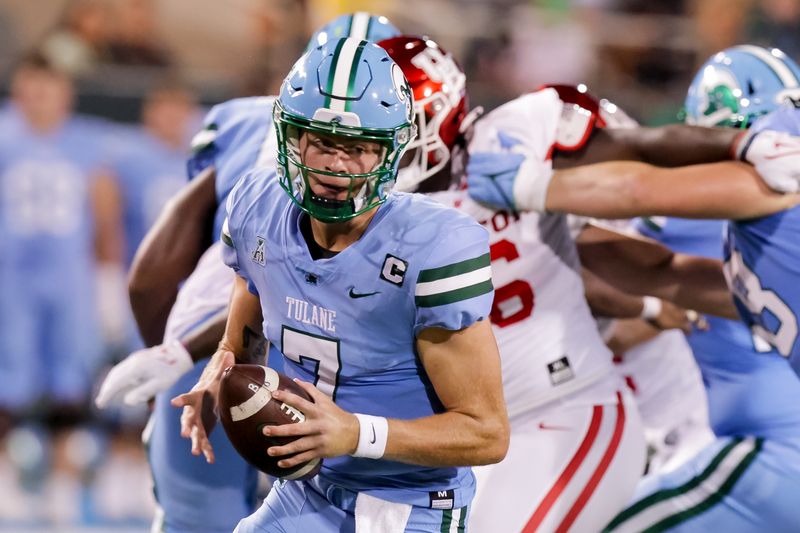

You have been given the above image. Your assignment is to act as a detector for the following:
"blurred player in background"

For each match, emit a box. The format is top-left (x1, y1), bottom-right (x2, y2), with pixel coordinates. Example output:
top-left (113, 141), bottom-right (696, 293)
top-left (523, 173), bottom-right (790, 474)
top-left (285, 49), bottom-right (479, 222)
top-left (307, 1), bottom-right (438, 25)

top-left (603, 45), bottom-right (800, 533)
top-left (112, 80), bottom-right (199, 268)
top-left (173, 37), bottom-right (508, 533)
top-left (467, 44), bottom-right (800, 533)
top-left (0, 50), bottom-right (123, 522)
top-left (97, 14), bottom-right (404, 533)
top-left (104, 80), bottom-right (199, 354)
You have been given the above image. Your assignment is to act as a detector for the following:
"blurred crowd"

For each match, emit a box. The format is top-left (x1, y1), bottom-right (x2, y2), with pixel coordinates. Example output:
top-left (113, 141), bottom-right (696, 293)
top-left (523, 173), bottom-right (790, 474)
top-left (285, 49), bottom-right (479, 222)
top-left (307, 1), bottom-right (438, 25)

top-left (0, 0), bottom-right (799, 529)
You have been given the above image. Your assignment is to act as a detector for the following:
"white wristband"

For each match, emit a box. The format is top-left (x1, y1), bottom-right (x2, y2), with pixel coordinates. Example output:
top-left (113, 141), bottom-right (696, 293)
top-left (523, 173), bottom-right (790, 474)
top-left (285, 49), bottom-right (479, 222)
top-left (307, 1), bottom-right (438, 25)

top-left (640, 296), bottom-right (662, 320)
top-left (351, 414), bottom-right (388, 459)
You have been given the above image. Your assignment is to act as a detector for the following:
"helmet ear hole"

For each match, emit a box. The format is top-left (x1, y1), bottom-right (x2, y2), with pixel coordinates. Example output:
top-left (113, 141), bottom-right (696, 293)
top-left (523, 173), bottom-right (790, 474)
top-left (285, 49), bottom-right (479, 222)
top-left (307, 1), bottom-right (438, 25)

top-left (747, 80), bottom-right (756, 96)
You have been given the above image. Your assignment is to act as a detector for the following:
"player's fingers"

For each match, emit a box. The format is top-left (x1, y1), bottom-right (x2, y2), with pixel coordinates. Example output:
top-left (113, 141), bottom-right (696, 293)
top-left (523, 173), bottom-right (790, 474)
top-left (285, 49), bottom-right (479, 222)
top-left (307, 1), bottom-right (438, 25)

top-left (271, 389), bottom-right (315, 415)
top-left (292, 379), bottom-right (324, 403)
top-left (687, 310), bottom-right (710, 331)
top-left (179, 406), bottom-right (198, 438)
top-left (170, 390), bottom-right (199, 408)
top-left (268, 436), bottom-right (317, 461)
top-left (263, 420), bottom-right (315, 439)
top-left (276, 449), bottom-right (318, 469)
top-left (190, 423), bottom-right (210, 459)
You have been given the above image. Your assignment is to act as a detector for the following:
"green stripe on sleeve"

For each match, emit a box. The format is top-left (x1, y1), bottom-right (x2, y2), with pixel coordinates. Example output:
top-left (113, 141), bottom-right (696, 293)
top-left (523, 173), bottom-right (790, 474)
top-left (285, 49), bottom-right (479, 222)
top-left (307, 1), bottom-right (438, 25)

top-left (418, 253), bottom-right (491, 283)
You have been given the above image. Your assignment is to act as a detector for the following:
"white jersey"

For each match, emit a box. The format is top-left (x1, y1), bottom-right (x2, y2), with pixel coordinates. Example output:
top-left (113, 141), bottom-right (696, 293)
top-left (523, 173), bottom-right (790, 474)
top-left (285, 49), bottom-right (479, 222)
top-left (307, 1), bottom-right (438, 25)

top-left (449, 88), bottom-right (617, 417)
top-left (430, 190), bottom-right (616, 417)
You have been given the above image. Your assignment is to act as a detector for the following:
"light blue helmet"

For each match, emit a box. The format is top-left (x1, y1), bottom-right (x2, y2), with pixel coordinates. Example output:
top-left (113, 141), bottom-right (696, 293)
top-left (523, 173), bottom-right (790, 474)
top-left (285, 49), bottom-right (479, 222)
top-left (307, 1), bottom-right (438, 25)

top-left (306, 12), bottom-right (400, 52)
top-left (274, 37), bottom-right (416, 222)
top-left (685, 45), bottom-right (800, 128)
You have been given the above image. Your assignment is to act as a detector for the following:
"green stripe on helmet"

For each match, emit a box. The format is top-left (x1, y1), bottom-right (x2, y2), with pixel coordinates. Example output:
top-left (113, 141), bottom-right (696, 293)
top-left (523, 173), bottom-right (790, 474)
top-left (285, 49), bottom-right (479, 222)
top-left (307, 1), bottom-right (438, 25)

top-left (324, 38), bottom-right (348, 109)
top-left (345, 40), bottom-right (368, 112)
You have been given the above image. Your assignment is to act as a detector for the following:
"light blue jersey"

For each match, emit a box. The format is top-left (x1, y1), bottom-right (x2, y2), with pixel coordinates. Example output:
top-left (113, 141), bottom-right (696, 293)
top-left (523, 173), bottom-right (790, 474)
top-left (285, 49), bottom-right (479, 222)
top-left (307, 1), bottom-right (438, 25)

top-left (222, 169), bottom-right (494, 509)
top-left (147, 98), bottom-right (276, 533)
top-left (187, 96), bottom-right (277, 241)
top-left (608, 129), bottom-right (800, 531)
top-left (635, 217), bottom-right (800, 440)
top-left (726, 104), bottom-right (800, 376)
top-left (0, 112), bottom-right (106, 408)
top-left (110, 127), bottom-right (186, 266)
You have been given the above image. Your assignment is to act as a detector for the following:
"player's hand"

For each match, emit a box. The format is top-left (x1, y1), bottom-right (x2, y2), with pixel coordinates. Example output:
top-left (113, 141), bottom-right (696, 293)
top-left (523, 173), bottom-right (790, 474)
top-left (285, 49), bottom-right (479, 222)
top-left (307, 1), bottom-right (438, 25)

top-left (261, 380), bottom-right (359, 469)
top-left (95, 340), bottom-right (194, 409)
top-left (170, 350), bottom-right (234, 463)
top-left (466, 131), bottom-right (554, 212)
top-left (649, 300), bottom-right (708, 333)
top-left (736, 128), bottom-right (800, 193)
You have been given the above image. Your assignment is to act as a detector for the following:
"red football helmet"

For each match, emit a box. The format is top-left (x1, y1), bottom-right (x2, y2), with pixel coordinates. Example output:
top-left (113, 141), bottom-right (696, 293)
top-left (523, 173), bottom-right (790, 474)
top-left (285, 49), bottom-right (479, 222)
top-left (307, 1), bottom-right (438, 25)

top-left (541, 84), bottom-right (638, 153)
top-left (378, 36), bottom-right (469, 192)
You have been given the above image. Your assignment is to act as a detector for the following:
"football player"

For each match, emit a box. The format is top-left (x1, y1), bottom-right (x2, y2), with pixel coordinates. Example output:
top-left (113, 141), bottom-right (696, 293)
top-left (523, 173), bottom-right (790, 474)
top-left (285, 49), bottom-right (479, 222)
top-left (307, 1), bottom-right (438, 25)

top-left (467, 45), bottom-right (800, 532)
top-left (172, 38), bottom-right (509, 532)
top-left (602, 45), bottom-right (800, 533)
top-left (95, 14), bottom-right (410, 533)
top-left (0, 50), bottom-right (123, 518)
top-left (379, 35), bottom-right (746, 533)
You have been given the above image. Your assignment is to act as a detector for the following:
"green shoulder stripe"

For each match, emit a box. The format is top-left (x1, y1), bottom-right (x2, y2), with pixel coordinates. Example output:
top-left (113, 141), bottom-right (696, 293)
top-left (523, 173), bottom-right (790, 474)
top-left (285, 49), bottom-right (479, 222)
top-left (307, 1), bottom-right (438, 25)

top-left (221, 219), bottom-right (234, 248)
top-left (418, 253), bottom-right (490, 283)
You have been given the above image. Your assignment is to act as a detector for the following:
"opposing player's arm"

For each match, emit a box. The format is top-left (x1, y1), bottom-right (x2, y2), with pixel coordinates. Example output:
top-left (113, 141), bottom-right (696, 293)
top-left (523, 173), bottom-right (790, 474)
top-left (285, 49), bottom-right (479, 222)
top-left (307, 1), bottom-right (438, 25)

top-left (555, 126), bottom-right (739, 169)
top-left (605, 318), bottom-right (661, 357)
top-left (576, 223), bottom-right (738, 319)
top-left (128, 166), bottom-right (217, 346)
top-left (582, 267), bottom-right (647, 319)
top-left (547, 160), bottom-right (800, 220)
top-left (604, 125), bottom-right (739, 166)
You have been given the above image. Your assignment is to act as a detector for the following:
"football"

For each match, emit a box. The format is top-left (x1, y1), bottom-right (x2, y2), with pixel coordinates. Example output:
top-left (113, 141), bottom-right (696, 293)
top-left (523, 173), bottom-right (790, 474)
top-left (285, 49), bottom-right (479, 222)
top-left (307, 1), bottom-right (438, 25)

top-left (218, 364), bottom-right (322, 480)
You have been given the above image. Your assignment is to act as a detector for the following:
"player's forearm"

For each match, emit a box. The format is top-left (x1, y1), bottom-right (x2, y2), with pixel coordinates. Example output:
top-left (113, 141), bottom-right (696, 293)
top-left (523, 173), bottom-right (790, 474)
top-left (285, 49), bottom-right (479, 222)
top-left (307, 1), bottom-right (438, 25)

top-left (219, 276), bottom-right (267, 364)
top-left (548, 161), bottom-right (797, 220)
top-left (129, 172), bottom-right (216, 344)
top-left (660, 254), bottom-right (738, 320)
top-left (615, 125), bottom-right (738, 167)
top-left (546, 162), bottom-right (651, 218)
top-left (383, 411), bottom-right (509, 467)
top-left (582, 267), bottom-right (645, 319)
top-left (605, 318), bottom-right (660, 355)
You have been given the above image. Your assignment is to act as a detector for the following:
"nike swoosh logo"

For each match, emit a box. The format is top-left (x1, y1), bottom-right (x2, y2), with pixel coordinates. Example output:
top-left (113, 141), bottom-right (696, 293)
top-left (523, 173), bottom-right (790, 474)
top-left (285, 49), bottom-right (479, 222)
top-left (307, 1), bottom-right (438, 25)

top-left (369, 424), bottom-right (376, 444)
top-left (349, 287), bottom-right (380, 299)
